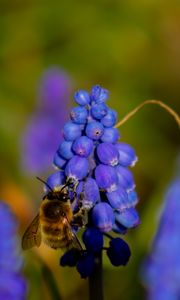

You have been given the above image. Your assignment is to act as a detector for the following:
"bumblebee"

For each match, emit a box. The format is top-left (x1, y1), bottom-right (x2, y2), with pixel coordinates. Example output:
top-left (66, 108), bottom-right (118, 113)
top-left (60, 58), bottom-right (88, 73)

top-left (22, 178), bottom-right (84, 250)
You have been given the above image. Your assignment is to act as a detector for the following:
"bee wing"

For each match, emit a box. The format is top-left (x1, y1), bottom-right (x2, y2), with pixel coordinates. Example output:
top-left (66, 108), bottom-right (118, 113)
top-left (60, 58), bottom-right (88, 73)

top-left (22, 214), bottom-right (41, 250)
top-left (63, 216), bottom-right (82, 251)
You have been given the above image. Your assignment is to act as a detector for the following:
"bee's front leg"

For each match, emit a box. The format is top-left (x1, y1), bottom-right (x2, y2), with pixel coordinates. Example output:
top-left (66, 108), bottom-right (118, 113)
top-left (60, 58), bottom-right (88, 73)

top-left (71, 206), bottom-right (89, 228)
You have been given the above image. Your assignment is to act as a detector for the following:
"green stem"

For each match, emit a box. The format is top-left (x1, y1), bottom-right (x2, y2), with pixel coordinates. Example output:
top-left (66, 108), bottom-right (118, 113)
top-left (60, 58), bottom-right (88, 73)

top-left (89, 252), bottom-right (104, 300)
top-left (41, 263), bottom-right (63, 300)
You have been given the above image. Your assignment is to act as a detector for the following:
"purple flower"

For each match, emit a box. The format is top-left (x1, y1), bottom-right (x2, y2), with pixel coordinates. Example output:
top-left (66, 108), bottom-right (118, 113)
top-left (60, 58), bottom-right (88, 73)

top-left (141, 177), bottom-right (180, 299)
top-left (21, 67), bottom-right (71, 174)
top-left (43, 84), bottom-right (139, 277)
top-left (0, 201), bottom-right (27, 299)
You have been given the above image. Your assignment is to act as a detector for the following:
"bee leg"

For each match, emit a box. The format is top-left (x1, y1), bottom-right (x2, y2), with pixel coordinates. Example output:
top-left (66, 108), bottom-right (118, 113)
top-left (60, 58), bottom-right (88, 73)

top-left (72, 207), bottom-right (89, 227)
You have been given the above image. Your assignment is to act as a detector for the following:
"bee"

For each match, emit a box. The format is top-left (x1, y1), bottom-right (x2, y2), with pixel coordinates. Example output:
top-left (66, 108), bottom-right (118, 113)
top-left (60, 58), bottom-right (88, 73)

top-left (22, 178), bottom-right (82, 251)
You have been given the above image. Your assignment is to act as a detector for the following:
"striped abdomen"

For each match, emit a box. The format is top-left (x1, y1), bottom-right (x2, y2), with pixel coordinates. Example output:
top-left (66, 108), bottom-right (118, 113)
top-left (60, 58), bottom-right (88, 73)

top-left (41, 219), bottom-right (73, 249)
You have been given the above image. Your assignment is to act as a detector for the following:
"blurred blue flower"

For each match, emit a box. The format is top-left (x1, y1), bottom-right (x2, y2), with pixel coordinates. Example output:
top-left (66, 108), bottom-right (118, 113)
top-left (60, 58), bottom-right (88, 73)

top-left (21, 67), bottom-right (71, 174)
top-left (45, 84), bottom-right (139, 278)
top-left (141, 177), bottom-right (180, 299)
top-left (0, 201), bottom-right (27, 299)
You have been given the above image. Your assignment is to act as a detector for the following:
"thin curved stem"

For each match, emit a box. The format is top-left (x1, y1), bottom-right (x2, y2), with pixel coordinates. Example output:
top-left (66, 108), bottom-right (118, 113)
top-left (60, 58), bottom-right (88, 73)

top-left (115, 99), bottom-right (180, 128)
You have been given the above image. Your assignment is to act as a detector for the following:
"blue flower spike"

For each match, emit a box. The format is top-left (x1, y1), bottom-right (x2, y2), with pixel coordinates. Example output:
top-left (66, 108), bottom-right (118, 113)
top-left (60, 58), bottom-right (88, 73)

top-left (0, 201), bottom-right (27, 299)
top-left (49, 85), bottom-right (139, 277)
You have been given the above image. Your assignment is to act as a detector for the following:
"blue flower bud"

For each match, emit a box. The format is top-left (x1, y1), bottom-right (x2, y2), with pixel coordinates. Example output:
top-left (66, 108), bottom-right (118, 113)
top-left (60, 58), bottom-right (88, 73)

top-left (127, 190), bottom-right (139, 207)
top-left (74, 90), bottom-right (91, 106)
top-left (82, 228), bottom-right (103, 253)
top-left (85, 121), bottom-right (104, 140)
top-left (58, 140), bottom-right (74, 160)
top-left (107, 238), bottom-right (131, 266)
top-left (72, 136), bottom-right (93, 157)
top-left (91, 103), bottom-right (107, 120)
top-left (65, 156), bottom-right (89, 180)
top-left (46, 171), bottom-right (65, 191)
top-left (92, 202), bottom-right (115, 232)
top-left (91, 85), bottom-right (109, 103)
top-left (83, 178), bottom-right (100, 208)
top-left (115, 165), bottom-right (135, 191)
top-left (70, 106), bottom-right (88, 124)
top-left (106, 187), bottom-right (128, 210)
top-left (60, 249), bottom-right (80, 267)
top-left (63, 121), bottom-right (82, 141)
top-left (76, 252), bottom-right (94, 278)
top-left (115, 208), bottom-right (140, 228)
top-left (53, 152), bottom-right (67, 169)
top-left (115, 142), bottom-right (138, 167)
top-left (101, 127), bottom-right (120, 143)
top-left (112, 222), bottom-right (127, 234)
top-left (101, 109), bottom-right (117, 127)
top-left (95, 164), bottom-right (118, 192)
top-left (96, 142), bottom-right (119, 166)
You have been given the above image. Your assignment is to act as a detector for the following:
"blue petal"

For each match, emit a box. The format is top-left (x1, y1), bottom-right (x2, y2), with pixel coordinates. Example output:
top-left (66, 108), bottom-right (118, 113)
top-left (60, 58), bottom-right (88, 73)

top-left (115, 208), bottom-right (140, 228)
top-left (46, 171), bottom-right (65, 191)
top-left (65, 156), bottom-right (89, 180)
top-left (101, 127), bottom-right (120, 143)
top-left (96, 142), bottom-right (119, 166)
top-left (115, 142), bottom-right (138, 167)
top-left (72, 136), bottom-right (94, 157)
top-left (95, 164), bottom-right (119, 192)
top-left (74, 90), bottom-right (91, 106)
top-left (92, 202), bottom-right (115, 232)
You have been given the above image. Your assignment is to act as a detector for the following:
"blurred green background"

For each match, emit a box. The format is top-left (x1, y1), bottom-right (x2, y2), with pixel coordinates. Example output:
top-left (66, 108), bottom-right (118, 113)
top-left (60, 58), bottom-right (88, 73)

top-left (0, 0), bottom-right (180, 299)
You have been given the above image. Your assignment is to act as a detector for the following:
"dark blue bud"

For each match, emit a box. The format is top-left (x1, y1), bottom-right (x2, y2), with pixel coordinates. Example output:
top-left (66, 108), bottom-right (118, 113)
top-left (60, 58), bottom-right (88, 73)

top-left (91, 103), bottom-right (107, 120)
top-left (101, 109), bottom-right (117, 127)
top-left (85, 121), bottom-right (104, 140)
top-left (115, 208), bottom-right (140, 228)
top-left (46, 171), bottom-right (65, 191)
top-left (91, 85), bottom-right (109, 103)
top-left (58, 140), bottom-right (74, 160)
top-left (70, 106), bottom-right (88, 124)
top-left (63, 121), bottom-right (82, 141)
top-left (83, 178), bottom-right (100, 208)
top-left (115, 142), bottom-right (138, 167)
top-left (92, 202), bottom-right (115, 232)
top-left (53, 152), bottom-right (67, 169)
top-left (101, 127), bottom-right (120, 143)
top-left (95, 164), bottom-right (118, 192)
top-left (83, 228), bottom-right (103, 253)
top-left (72, 136), bottom-right (93, 157)
top-left (106, 187), bottom-right (128, 210)
top-left (115, 165), bottom-right (135, 191)
top-left (112, 222), bottom-right (127, 234)
top-left (74, 90), bottom-right (91, 106)
top-left (127, 190), bottom-right (139, 207)
top-left (96, 143), bottom-right (119, 166)
top-left (65, 156), bottom-right (89, 180)
top-left (76, 252), bottom-right (95, 278)
top-left (60, 248), bottom-right (81, 267)
top-left (107, 238), bottom-right (131, 266)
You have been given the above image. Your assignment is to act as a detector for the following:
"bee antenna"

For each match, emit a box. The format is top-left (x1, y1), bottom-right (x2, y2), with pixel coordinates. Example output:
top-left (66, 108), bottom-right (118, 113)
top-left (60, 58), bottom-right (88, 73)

top-left (36, 176), bottom-right (53, 192)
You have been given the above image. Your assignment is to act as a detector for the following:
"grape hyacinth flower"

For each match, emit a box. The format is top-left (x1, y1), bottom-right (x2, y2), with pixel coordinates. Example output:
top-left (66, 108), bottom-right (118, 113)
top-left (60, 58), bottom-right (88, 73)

top-left (45, 84), bottom-right (139, 280)
top-left (0, 201), bottom-right (27, 299)
top-left (141, 177), bottom-right (180, 300)
top-left (21, 67), bottom-right (71, 174)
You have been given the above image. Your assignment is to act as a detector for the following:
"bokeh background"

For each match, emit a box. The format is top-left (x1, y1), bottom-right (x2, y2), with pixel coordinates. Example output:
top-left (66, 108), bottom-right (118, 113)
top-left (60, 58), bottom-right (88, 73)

top-left (0, 1), bottom-right (180, 299)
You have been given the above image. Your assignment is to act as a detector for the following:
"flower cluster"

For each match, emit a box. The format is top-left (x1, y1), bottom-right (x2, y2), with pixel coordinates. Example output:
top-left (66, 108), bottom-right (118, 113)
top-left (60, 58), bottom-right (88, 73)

top-left (46, 85), bottom-right (140, 277)
top-left (141, 177), bottom-right (180, 299)
top-left (0, 201), bottom-right (27, 299)
top-left (21, 67), bottom-right (71, 174)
